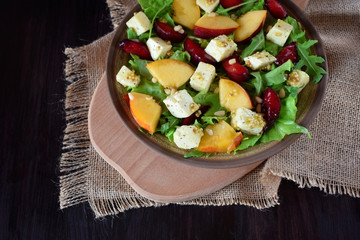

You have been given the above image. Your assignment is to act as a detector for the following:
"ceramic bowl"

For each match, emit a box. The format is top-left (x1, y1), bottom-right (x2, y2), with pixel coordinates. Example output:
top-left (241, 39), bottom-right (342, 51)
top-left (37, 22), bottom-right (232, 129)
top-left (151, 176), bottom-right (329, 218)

top-left (106, 0), bottom-right (327, 168)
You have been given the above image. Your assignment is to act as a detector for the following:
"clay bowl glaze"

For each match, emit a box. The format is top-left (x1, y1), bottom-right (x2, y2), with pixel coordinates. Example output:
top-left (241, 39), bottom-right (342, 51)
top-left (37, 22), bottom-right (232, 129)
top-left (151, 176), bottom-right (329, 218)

top-left (107, 0), bottom-right (327, 169)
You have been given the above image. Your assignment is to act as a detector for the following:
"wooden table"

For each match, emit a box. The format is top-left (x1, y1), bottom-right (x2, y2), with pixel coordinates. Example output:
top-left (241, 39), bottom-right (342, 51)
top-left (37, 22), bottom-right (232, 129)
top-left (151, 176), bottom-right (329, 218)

top-left (1, 0), bottom-right (359, 239)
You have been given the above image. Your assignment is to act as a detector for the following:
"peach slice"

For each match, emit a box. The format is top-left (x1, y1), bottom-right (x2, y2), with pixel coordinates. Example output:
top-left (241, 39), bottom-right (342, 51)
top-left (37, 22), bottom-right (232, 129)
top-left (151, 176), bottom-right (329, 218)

top-left (219, 78), bottom-right (254, 111)
top-left (197, 120), bottom-right (242, 152)
top-left (172, 0), bottom-right (200, 30)
top-left (234, 10), bottom-right (267, 43)
top-left (129, 92), bottom-right (162, 134)
top-left (194, 14), bottom-right (239, 38)
top-left (146, 59), bottom-right (195, 89)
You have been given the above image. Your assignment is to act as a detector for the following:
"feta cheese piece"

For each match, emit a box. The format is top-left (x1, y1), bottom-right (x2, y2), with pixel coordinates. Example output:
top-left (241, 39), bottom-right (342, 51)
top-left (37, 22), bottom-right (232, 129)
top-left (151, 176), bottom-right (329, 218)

top-left (116, 65), bottom-right (141, 87)
top-left (231, 107), bottom-right (266, 135)
top-left (146, 37), bottom-right (172, 60)
top-left (266, 19), bottom-right (293, 47)
top-left (174, 125), bottom-right (204, 149)
top-left (196, 0), bottom-right (220, 13)
top-left (286, 70), bottom-right (310, 92)
top-left (244, 50), bottom-right (276, 71)
top-left (205, 35), bottom-right (237, 62)
top-left (126, 12), bottom-right (151, 36)
top-left (163, 90), bottom-right (200, 118)
top-left (190, 62), bottom-right (216, 92)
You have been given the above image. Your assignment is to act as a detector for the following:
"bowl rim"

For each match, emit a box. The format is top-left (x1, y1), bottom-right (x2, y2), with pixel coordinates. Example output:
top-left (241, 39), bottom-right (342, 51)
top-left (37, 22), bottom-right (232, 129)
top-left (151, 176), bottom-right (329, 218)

top-left (106, 0), bottom-right (328, 169)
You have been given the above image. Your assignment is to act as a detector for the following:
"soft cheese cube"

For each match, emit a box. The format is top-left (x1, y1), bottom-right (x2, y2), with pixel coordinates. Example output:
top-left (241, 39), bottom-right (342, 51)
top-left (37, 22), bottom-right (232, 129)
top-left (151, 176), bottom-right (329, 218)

top-left (146, 37), bottom-right (172, 60)
top-left (266, 19), bottom-right (293, 47)
top-left (205, 35), bottom-right (237, 62)
top-left (286, 70), bottom-right (310, 92)
top-left (231, 107), bottom-right (266, 135)
top-left (196, 0), bottom-right (220, 13)
top-left (244, 50), bottom-right (276, 70)
top-left (174, 125), bottom-right (204, 149)
top-left (126, 12), bottom-right (151, 36)
top-left (190, 62), bottom-right (216, 92)
top-left (163, 90), bottom-right (200, 118)
top-left (116, 65), bottom-right (141, 87)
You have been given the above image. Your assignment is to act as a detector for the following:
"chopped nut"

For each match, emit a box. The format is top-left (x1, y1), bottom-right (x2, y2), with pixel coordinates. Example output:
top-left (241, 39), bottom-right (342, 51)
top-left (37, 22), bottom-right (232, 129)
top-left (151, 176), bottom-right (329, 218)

top-left (208, 12), bottom-right (218, 17)
top-left (214, 110), bottom-right (226, 117)
top-left (206, 129), bottom-right (213, 136)
top-left (228, 58), bottom-right (236, 65)
top-left (146, 96), bottom-right (153, 101)
top-left (256, 103), bottom-right (262, 113)
top-left (164, 88), bottom-right (171, 95)
top-left (255, 96), bottom-right (263, 104)
top-left (214, 87), bottom-right (219, 94)
top-left (152, 77), bottom-right (157, 83)
top-left (279, 88), bottom-right (286, 98)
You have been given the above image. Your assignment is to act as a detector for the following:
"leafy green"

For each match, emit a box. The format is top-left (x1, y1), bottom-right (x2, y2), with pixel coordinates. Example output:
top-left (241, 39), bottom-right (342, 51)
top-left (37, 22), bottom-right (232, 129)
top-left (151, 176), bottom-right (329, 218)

top-left (193, 91), bottom-right (226, 116)
top-left (249, 72), bottom-right (265, 96)
top-left (284, 16), bottom-right (306, 44)
top-left (260, 94), bottom-right (311, 143)
top-left (216, 1), bottom-right (256, 16)
top-left (163, 12), bottom-right (175, 27)
top-left (138, 0), bottom-right (174, 20)
top-left (295, 40), bottom-right (327, 84)
top-left (184, 150), bottom-right (205, 158)
top-left (159, 111), bottom-right (181, 142)
top-left (129, 59), bottom-right (152, 80)
top-left (132, 79), bottom-right (168, 101)
top-left (126, 28), bottom-right (138, 39)
top-left (265, 40), bottom-right (280, 56)
top-left (170, 50), bottom-right (191, 63)
top-left (237, 0), bottom-right (265, 15)
top-left (215, 5), bottom-right (230, 16)
top-left (264, 60), bottom-right (293, 86)
top-left (234, 134), bottom-right (262, 153)
top-left (201, 115), bottom-right (229, 126)
top-left (241, 29), bottom-right (265, 59)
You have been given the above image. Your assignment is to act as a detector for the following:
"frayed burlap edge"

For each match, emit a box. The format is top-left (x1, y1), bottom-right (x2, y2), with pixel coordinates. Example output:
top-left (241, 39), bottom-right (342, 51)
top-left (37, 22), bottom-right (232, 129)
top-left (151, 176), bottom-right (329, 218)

top-left (268, 168), bottom-right (360, 198)
top-left (59, 47), bottom-right (91, 209)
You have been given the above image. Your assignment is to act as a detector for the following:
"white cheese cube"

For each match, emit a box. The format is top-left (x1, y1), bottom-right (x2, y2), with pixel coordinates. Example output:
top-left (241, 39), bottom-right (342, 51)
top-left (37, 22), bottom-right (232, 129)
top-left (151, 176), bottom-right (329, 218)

top-left (190, 62), bottom-right (216, 92)
top-left (231, 107), bottom-right (266, 135)
top-left (126, 12), bottom-right (151, 36)
top-left (163, 90), bottom-right (200, 118)
top-left (244, 50), bottom-right (276, 70)
top-left (146, 37), bottom-right (172, 60)
top-left (266, 19), bottom-right (293, 47)
top-left (196, 0), bottom-right (220, 13)
top-left (205, 35), bottom-right (237, 62)
top-left (116, 65), bottom-right (141, 87)
top-left (287, 70), bottom-right (310, 92)
top-left (174, 125), bottom-right (204, 149)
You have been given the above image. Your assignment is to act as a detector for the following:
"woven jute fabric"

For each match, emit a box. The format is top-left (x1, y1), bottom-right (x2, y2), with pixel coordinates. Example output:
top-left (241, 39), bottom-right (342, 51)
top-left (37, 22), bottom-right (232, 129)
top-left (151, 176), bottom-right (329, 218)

top-left (59, 0), bottom-right (360, 218)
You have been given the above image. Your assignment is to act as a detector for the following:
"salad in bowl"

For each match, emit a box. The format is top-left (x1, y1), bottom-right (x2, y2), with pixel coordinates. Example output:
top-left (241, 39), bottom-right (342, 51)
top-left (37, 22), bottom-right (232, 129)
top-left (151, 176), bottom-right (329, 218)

top-left (109, 0), bottom-right (327, 164)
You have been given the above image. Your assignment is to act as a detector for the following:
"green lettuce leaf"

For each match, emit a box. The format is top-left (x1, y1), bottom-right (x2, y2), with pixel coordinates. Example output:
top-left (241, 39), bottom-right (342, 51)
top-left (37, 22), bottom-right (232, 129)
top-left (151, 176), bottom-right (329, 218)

top-left (159, 111), bottom-right (181, 142)
top-left (234, 134), bottom-right (262, 152)
top-left (260, 94), bottom-right (310, 143)
top-left (284, 16), bottom-right (307, 44)
top-left (264, 60), bottom-right (293, 86)
top-left (184, 150), bottom-right (205, 158)
top-left (241, 29), bottom-right (265, 59)
top-left (265, 40), bottom-right (280, 56)
top-left (249, 71), bottom-right (265, 96)
top-left (129, 58), bottom-right (153, 80)
top-left (193, 91), bottom-right (226, 116)
top-left (170, 50), bottom-right (191, 63)
top-left (132, 79), bottom-right (167, 101)
top-left (138, 0), bottom-right (173, 20)
top-left (295, 40), bottom-right (327, 84)
top-left (237, 0), bottom-right (264, 14)
top-left (127, 28), bottom-right (138, 39)
top-left (163, 12), bottom-right (175, 27)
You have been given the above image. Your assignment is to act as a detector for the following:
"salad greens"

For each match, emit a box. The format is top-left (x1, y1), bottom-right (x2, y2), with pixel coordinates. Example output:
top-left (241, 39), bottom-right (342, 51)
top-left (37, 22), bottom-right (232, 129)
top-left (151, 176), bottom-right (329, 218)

top-left (119, 0), bottom-right (326, 157)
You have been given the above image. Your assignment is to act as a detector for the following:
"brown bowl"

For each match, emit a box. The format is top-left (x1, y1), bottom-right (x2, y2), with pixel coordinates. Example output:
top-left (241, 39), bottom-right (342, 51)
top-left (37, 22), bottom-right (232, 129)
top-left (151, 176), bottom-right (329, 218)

top-left (106, 0), bottom-right (328, 169)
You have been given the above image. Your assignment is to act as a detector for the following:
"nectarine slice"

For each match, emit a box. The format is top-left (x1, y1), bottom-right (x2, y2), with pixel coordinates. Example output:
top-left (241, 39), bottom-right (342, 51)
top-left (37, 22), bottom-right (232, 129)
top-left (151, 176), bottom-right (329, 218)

top-left (219, 78), bottom-right (254, 111)
top-left (197, 120), bottom-right (242, 152)
top-left (129, 92), bottom-right (162, 134)
top-left (146, 59), bottom-right (195, 89)
top-left (234, 10), bottom-right (267, 43)
top-left (172, 0), bottom-right (200, 30)
top-left (194, 14), bottom-right (239, 38)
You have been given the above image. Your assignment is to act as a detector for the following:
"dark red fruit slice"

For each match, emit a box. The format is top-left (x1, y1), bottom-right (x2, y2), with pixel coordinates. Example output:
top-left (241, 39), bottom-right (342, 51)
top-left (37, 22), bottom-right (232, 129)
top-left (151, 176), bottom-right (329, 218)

top-left (184, 38), bottom-right (216, 66)
top-left (119, 39), bottom-right (152, 60)
top-left (262, 88), bottom-right (281, 128)
top-left (265, 0), bottom-right (287, 19)
top-left (154, 20), bottom-right (187, 43)
top-left (275, 41), bottom-right (299, 66)
top-left (220, 0), bottom-right (243, 9)
top-left (222, 55), bottom-right (250, 83)
top-left (181, 106), bottom-right (210, 125)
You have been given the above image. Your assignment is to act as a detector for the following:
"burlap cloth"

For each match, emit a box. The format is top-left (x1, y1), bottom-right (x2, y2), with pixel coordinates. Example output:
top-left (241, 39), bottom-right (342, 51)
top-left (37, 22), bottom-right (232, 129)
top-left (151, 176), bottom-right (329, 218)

top-left (59, 0), bottom-right (360, 218)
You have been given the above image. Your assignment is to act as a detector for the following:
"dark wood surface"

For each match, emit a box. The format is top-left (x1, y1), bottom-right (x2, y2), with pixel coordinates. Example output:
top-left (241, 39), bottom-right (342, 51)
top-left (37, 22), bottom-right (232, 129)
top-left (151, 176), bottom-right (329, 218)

top-left (1, 0), bottom-right (359, 239)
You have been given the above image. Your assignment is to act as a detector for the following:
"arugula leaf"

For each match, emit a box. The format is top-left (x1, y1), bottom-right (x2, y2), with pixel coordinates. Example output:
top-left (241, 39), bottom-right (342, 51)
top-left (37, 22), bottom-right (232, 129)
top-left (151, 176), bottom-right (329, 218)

top-left (249, 72), bottom-right (265, 96)
top-left (201, 115), bottom-right (229, 126)
top-left (215, 5), bottom-right (230, 16)
top-left (127, 28), bottom-right (138, 39)
top-left (170, 50), bottom-right (191, 63)
top-left (132, 79), bottom-right (168, 101)
top-left (184, 150), bottom-right (205, 158)
top-left (295, 40), bottom-right (327, 84)
top-left (265, 40), bottom-right (280, 56)
top-left (260, 94), bottom-right (310, 143)
top-left (129, 59), bottom-right (152, 80)
top-left (241, 29), bottom-right (265, 59)
top-left (193, 91), bottom-right (226, 116)
top-left (234, 134), bottom-right (262, 153)
top-left (264, 60), bottom-right (293, 86)
top-left (237, 0), bottom-right (265, 15)
top-left (216, 1), bottom-right (256, 15)
top-left (138, 0), bottom-right (174, 20)
top-left (159, 111), bottom-right (181, 142)
top-left (163, 12), bottom-right (175, 27)
top-left (284, 16), bottom-right (307, 44)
